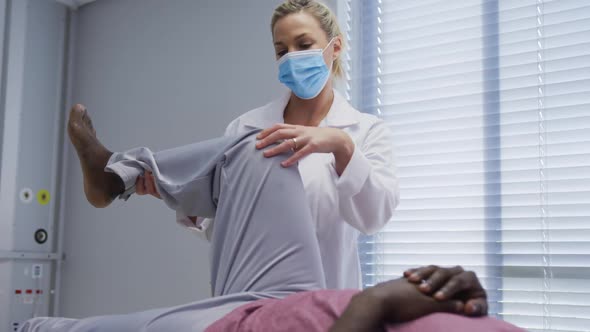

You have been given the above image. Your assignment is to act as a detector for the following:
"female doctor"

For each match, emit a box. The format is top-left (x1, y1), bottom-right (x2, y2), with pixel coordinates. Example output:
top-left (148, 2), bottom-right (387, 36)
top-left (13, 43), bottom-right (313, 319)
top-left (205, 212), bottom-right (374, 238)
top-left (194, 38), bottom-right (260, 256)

top-left (137, 0), bottom-right (399, 290)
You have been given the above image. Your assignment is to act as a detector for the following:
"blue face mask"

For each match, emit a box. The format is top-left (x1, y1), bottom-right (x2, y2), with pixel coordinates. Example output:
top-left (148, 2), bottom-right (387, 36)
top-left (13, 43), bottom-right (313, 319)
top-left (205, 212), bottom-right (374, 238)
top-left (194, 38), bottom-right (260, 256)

top-left (278, 38), bottom-right (335, 100)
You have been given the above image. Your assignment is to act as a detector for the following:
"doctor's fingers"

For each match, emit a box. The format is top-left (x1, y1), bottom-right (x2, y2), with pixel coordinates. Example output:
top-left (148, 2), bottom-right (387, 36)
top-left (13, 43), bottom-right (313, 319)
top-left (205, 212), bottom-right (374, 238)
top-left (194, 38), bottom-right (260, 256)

top-left (262, 138), bottom-right (299, 158)
top-left (136, 175), bottom-right (147, 195)
top-left (282, 144), bottom-right (314, 167)
top-left (135, 172), bottom-right (161, 198)
top-left (256, 128), bottom-right (299, 149)
top-left (143, 172), bottom-right (161, 199)
top-left (257, 123), bottom-right (298, 140)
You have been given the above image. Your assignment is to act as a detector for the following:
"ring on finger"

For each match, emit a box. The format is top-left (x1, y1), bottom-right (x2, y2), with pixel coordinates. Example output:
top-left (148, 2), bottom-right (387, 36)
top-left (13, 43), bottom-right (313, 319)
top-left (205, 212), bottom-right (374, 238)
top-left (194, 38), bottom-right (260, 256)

top-left (290, 138), bottom-right (298, 151)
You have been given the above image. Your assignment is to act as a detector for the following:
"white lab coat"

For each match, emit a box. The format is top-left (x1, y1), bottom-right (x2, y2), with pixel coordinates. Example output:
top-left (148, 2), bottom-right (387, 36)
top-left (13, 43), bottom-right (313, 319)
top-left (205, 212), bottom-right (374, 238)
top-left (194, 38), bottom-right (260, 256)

top-left (177, 89), bottom-right (400, 289)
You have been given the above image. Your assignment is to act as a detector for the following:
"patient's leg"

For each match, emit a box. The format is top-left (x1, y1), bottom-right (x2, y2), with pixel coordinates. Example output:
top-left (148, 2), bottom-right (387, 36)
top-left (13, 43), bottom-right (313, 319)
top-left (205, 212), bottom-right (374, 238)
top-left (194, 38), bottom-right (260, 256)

top-left (67, 104), bottom-right (124, 207)
top-left (70, 105), bottom-right (326, 295)
top-left (19, 107), bottom-right (326, 332)
top-left (104, 128), bottom-right (327, 296)
top-left (208, 136), bottom-right (326, 296)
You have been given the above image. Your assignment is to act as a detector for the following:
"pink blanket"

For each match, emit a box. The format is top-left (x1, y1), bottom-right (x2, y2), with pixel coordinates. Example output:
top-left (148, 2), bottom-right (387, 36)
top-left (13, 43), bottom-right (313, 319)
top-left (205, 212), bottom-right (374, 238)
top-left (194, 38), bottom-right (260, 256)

top-left (206, 290), bottom-right (525, 332)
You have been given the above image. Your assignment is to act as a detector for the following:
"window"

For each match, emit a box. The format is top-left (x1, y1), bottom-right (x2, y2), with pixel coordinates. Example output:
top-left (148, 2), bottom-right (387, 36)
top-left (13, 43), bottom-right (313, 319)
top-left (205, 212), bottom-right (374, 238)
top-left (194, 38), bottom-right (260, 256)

top-left (343, 0), bottom-right (590, 330)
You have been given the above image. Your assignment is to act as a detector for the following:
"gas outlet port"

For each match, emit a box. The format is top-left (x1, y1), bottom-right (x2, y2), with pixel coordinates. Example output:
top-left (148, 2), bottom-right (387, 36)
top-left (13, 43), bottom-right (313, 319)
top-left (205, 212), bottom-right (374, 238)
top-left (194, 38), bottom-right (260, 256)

top-left (34, 229), bottom-right (48, 244)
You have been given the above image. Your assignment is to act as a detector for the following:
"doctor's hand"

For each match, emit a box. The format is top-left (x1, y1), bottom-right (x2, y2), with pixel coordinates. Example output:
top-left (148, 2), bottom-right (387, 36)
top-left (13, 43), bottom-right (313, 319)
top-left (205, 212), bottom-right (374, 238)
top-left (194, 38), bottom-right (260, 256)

top-left (256, 124), bottom-right (354, 175)
top-left (135, 171), bottom-right (161, 199)
top-left (404, 265), bottom-right (488, 317)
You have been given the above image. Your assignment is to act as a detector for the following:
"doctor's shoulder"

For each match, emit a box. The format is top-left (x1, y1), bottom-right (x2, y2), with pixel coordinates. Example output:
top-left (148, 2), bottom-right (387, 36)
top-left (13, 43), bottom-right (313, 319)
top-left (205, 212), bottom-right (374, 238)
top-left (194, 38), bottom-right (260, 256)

top-left (223, 100), bottom-right (277, 136)
top-left (348, 106), bottom-right (389, 132)
top-left (346, 107), bottom-right (395, 150)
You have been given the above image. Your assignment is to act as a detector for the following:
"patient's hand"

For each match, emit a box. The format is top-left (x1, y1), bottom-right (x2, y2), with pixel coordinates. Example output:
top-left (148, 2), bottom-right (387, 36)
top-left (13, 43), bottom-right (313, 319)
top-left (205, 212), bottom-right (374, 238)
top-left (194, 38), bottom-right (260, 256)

top-left (404, 265), bottom-right (488, 317)
top-left (329, 278), bottom-right (463, 332)
top-left (373, 278), bottom-right (464, 324)
top-left (136, 171), bottom-right (162, 199)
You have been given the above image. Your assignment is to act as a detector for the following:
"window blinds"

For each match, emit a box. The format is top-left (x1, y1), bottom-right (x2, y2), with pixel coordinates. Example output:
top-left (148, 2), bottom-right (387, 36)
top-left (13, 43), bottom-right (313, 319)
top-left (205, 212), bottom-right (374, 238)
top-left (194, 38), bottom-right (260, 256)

top-left (345, 0), bottom-right (590, 331)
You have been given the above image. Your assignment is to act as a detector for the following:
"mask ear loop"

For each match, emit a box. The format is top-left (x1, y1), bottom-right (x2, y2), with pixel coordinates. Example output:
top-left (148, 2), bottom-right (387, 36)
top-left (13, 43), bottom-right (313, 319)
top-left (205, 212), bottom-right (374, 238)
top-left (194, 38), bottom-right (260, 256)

top-left (322, 37), bottom-right (336, 53)
top-left (323, 37), bottom-right (337, 72)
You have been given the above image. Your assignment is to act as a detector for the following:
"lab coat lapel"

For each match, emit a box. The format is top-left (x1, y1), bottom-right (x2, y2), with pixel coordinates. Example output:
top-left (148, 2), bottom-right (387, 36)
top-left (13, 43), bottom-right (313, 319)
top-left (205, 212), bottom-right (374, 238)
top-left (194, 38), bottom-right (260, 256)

top-left (321, 90), bottom-right (359, 128)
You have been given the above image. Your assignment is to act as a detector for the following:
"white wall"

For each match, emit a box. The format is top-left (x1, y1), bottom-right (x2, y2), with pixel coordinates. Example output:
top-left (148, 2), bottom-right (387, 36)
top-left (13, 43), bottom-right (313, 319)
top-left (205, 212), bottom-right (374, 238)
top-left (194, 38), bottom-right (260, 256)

top-left (59, 0), bottom-right (339, 318)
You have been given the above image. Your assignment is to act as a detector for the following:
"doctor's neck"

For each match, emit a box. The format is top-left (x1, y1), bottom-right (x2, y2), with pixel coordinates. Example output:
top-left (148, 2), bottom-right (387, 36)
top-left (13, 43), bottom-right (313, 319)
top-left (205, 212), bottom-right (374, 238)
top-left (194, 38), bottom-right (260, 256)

top-left (284, 80), bottom-right (334, 127)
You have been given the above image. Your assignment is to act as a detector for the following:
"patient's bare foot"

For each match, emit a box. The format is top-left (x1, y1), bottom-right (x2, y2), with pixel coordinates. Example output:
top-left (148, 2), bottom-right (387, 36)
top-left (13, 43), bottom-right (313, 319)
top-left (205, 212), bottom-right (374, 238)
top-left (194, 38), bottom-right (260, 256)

top-left (68, 104), bottom-right (124, 208)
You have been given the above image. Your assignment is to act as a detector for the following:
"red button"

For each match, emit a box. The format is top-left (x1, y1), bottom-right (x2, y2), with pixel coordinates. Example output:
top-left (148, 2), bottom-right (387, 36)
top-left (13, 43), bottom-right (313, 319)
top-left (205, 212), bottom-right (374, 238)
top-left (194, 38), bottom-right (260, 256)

top-left (15, 290), bottom-right (22, 294)
top-left (25, 289), bottom-right (32, 294)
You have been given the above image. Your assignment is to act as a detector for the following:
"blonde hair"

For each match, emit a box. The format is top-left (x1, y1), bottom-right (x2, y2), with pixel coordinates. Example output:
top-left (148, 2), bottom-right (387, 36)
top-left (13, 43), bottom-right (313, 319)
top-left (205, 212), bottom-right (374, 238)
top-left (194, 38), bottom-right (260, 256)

top-left (271, 0), bottom-right (344, 77)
